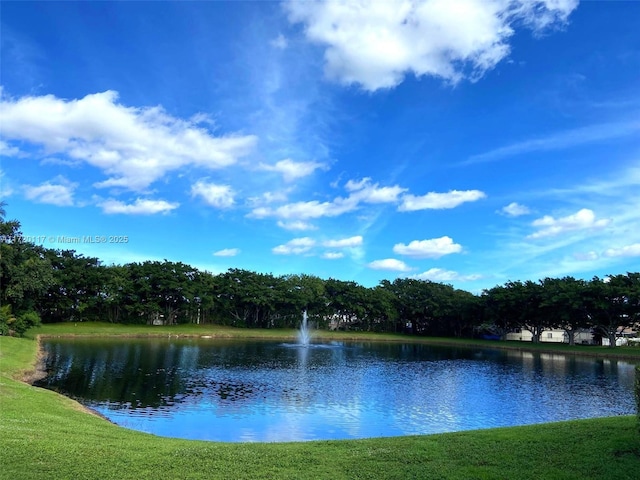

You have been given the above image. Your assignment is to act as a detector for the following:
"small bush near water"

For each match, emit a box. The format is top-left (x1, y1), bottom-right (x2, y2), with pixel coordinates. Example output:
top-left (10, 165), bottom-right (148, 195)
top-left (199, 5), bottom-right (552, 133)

top-left (0, 305), bottom-right (41, 337)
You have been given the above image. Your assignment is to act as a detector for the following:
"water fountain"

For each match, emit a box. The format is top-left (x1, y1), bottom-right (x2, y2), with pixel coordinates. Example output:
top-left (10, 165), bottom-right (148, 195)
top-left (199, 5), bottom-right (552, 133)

top-left (297, 310), bottom-right (311, 346)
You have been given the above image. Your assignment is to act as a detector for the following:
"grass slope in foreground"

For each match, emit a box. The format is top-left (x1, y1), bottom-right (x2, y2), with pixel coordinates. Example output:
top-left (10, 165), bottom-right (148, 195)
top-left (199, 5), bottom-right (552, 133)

top-left (1, 333), bottom-right (639, 479)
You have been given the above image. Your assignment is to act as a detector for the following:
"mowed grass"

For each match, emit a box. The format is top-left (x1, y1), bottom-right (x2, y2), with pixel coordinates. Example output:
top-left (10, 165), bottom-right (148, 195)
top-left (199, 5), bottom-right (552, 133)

top-left (1, 328), bottom-right (639, 479)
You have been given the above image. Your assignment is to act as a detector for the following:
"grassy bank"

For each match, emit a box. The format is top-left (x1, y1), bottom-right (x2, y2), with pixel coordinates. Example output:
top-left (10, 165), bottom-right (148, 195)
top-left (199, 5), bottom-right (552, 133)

top-left (1, 332), bottom-right (639, 479)
top-left (29, 321), bottom-right (640, 360)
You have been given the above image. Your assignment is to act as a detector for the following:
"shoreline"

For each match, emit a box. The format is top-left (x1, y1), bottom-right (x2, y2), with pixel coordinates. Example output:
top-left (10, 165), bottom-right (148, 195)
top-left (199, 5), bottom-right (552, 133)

top-left (31, 323), bottom-right (640, 362)
top-left (23, 335), bottom-right (115, 423)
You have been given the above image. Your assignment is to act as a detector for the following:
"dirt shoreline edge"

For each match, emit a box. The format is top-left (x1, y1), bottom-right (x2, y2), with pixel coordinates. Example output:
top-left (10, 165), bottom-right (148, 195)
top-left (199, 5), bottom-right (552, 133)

top-left (23, 335), bottom-right (115, 423)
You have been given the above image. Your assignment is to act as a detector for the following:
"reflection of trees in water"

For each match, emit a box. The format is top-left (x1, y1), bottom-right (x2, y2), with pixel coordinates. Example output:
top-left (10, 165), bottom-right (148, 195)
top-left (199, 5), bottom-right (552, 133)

top-left (37, 339), bottom-right (638, 420)
top-left (37, 339), bottom-right (200, 409)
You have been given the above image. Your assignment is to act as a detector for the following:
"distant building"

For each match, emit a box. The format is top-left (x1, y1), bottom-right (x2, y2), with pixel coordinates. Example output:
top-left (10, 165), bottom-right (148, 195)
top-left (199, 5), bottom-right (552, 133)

top-left (600, 327), bottom-right (638, 346)
top-left (505, 326), bottom-right (639, 345)
top-left (505, 328), bottom-right (598, 345)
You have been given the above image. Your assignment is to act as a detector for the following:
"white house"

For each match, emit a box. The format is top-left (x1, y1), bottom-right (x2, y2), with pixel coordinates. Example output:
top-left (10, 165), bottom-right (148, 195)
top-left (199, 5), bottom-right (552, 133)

top-left (505, 328), bottom-right (598, 345)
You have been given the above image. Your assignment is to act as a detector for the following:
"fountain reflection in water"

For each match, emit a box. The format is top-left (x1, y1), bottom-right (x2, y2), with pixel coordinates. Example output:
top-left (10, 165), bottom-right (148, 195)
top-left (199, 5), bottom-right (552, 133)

top-left (297, 310), bottom-right (311, 346)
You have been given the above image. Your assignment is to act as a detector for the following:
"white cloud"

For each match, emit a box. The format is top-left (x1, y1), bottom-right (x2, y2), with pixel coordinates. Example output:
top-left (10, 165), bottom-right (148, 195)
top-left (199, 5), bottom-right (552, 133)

top-left (528, 208), bottom-right (610, 239)
top-left (40, 157), bottom-right (82, 167)
top-left (99, 198), bottom-right (179, 215)
top-left (189, 112), bottom-right (216, 126)
top-left (322, 252), bottom-right (344, 260)
top-left (251, 179), bottom-right (481, 223)
top-left (399, 189), bottom-right (486, 211)
top-left (270, 33), bottom-right (289, 50)
top-left (213, 248), bottom-right (240, 257)
top-left (252, 179), bottom-right (470, 222)
top-left (277, 220), bottom-right (318, 231)
top-left (23, 177), bottom-right (76, 206)
top-left (272, 237), bottom-right (316, 255)
top-left (412, 268), bottom-right (482, 282)
top-left (367, 258), bottom-right (413, 272)
top-left (500, 202), bottom-right (531, 217)
top-left (251, 197), bottom-right (356, 220)
top-left (0, 139), bottom-right (26, 157)
top-left (323, 235), bottom-right (363, 248)
top-left (257, 158), bottom-right (326, 182)
top-left (285, 0), bottom-right (578, 91)
top-left (393, 236), bottom-right (462, 258)
top-left (603, 244), bottom-right (640, 258)
top-left (345, 177), bottom-right (407, 204)
top-left (0, 91), bottom-right (257, 191)
top-left (344, 178), bottom-right (371, 192)
top-left (191, 180), bottom-right (235, 209)
top-left (256, 190), bottom-right (290, 204)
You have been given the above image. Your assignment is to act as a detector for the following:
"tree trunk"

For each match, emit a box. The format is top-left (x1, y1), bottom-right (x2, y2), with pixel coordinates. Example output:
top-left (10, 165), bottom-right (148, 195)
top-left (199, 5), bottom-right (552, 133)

top-left (565, 329), bottom-right (575, 346)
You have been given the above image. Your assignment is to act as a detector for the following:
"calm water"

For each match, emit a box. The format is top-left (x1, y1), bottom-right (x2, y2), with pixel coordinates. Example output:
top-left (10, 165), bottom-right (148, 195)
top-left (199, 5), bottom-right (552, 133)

top-left (36, 338), bottom-right (638, 442)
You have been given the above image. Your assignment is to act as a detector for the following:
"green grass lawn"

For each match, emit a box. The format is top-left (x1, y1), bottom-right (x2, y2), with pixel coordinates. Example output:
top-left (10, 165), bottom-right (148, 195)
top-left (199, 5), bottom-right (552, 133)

top-left (2, 327), bottom-right (639, 479)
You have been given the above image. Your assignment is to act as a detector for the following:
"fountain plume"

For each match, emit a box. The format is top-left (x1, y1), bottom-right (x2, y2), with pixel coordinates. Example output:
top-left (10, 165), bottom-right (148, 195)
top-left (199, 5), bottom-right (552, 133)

top-left (297, 310), bottom-right (311, 346)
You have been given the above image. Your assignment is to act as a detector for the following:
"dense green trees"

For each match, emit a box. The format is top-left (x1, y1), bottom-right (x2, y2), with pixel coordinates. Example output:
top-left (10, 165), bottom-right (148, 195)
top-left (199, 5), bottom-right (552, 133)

top-left (539, 277), bottom-right (590, 346)
top-left (480, 274), bottom-right (640, 347)
top-left (1, 211), bottom-right (639, 342)
top-left (0, 210), bottom-right (48, 335)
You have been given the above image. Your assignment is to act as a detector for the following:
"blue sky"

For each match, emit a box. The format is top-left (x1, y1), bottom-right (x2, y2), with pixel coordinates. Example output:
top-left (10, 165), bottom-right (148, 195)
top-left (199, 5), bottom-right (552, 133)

top-left (1, 0), bottom-right (639, 292)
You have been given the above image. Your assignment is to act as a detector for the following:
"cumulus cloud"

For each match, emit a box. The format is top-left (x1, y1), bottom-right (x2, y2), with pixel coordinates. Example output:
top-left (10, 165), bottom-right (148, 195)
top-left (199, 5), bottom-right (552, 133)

top-left (500, 202), bottom-right (531, 217)
top-left (367, 258), bottom-right (413, 272)
top-left (323, 235), bottom-right (363, 248)
top-left (251, 197), bottom-right (355, 220)
top-left (0, 91), bottom-right (257, 191)
top-left (213, 248), bottom-right (240, 257)
top-left (528, 208), bottom-right (610, 239)
top-left (23, 177), bottom-right (76, 206)
top-left (399, 190), bottom-right (486, 211)
top-left (603, 244), bottom-right (640, 258)
top-left (272, 237), bottom-right (316, 255)
top-left (285, 0), bottom-right (578, 91)
top-left (191, 180), bottom-right (235, 209)
top-left (99, 198), bottom-right (179, 215)
top-left (345, 177), bottom-right (407, 204)
top-left (393, 236), bottom-right (462, 258)
top-left (412, 268), bottom-right (482, 282)
top-left (257, 158), bottom-right (326, 182)
top-left (251, 177), bottom-right (484, 223)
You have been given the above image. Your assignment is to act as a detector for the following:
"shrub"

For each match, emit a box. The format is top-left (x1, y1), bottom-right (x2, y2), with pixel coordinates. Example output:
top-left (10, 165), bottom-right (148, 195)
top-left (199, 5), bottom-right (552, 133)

top-left (0, 305), bottom-right (14, 336)
top-left (0, 306), bottom-right (41, 337)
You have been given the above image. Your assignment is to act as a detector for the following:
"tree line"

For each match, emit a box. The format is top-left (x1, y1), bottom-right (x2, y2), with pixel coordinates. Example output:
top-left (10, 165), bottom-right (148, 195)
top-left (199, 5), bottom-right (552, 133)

top-left (1, 211), bottom-right (639, 345)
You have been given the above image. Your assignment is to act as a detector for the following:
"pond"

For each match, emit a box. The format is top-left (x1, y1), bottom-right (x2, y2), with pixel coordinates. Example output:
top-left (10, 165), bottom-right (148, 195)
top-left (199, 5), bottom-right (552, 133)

top-left (36, 338), bottom-right (638, 442)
